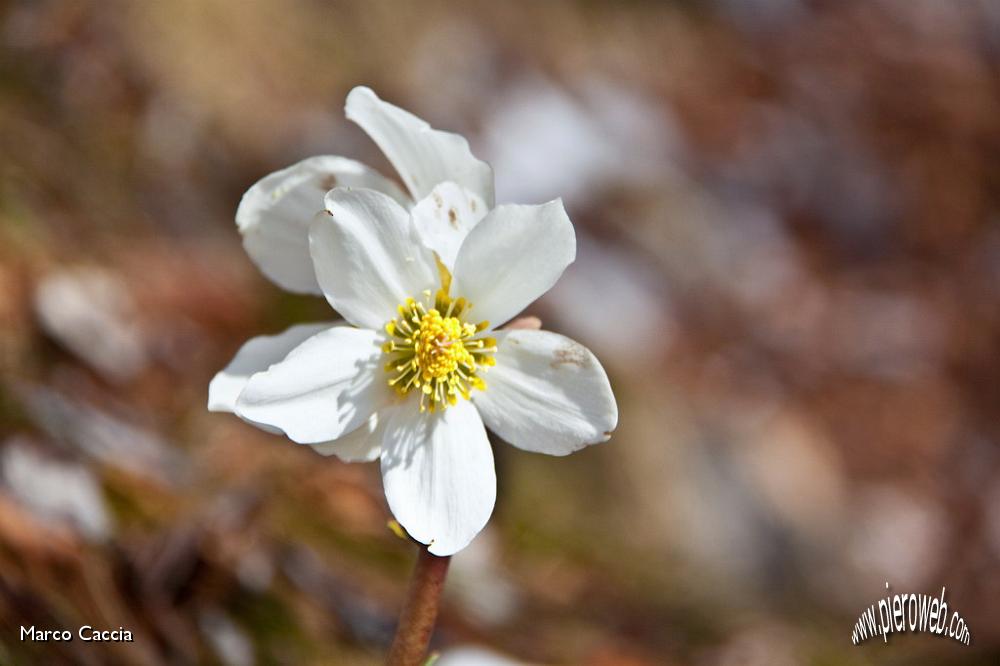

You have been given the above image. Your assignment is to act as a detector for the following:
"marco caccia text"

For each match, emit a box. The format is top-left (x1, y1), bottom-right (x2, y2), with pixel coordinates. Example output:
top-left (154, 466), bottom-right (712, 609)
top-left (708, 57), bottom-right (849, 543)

top-left (21, 625), bottom-right (134, 642)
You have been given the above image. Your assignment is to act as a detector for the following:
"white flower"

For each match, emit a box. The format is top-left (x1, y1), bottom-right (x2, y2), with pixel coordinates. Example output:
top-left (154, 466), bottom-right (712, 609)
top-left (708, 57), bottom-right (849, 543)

top-left (210, 90), bottom-right (618, 556)
top-left (235, 86), bottom-right (494, 294)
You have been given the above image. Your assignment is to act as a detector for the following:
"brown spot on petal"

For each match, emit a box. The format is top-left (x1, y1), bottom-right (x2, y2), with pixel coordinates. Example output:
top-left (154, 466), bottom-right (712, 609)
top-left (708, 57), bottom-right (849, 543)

top-left (470, 199), bottom-right (478, 212)
top-left (551, 344), bottom-right (588, 369)
top-left (433, 192), bottom-right (444, 209)
top-left (448, 207), bottom-right (459, 228)
top-left (318, 174), bottom-right (338, 191)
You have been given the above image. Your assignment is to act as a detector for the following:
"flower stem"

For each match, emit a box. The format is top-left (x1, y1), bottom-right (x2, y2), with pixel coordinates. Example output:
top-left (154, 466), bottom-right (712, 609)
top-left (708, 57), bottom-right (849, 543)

top-left (386, 545), bottom-right (451, 666)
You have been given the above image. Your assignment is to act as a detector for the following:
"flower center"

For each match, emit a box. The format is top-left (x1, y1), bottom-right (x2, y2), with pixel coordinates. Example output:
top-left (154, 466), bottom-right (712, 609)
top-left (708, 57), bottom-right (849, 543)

top-left (382, 290), bottom-right (496, 412)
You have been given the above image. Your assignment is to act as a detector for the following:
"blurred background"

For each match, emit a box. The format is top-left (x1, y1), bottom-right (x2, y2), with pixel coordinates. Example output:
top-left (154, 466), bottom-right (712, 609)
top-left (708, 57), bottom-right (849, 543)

top-left (1, 0), bottom-right (999, 664)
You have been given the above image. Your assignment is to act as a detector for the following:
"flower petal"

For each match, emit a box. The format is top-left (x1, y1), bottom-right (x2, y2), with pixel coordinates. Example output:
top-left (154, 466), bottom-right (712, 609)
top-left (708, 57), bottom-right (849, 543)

top-left (309, 409), bottom-right (389, 462)
top-left (237, 155), bottom-right (408, 294)
top-left (313, 188), bottom-right (439, 329)
top-left (208, 322), bottom-right (337, 417)
top-left (411, 182), bottom-right (488, 270)
top-left (235, 327), bottom-right (392, 444)
top-left (451, 200), bottom-right (576, 327)
top-left (380, 400), bottom-right (496, 556)
top-left (473, 330), bottom-right (617, 456)
top-left (346, 86), bottom-right (495, 208)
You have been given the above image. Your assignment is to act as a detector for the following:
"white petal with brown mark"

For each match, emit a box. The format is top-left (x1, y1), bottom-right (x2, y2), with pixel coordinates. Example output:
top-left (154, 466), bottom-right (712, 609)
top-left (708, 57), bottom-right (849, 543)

top-left (238, 155), bottom-right (408, 294)
top-left (473, 330), bottom-right (617, 455)
top-left (411, 182), bottom-right (488, 269)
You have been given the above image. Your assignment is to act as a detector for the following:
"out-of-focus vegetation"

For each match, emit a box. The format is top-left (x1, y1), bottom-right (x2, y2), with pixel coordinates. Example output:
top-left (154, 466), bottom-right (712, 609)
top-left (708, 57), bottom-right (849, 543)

top-left (1, 0), bottom-right (999, 664)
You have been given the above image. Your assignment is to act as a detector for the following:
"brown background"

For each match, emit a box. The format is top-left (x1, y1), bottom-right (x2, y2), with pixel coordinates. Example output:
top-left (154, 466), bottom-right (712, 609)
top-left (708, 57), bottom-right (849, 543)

top-left (1, 0), bottom-right (998, 664)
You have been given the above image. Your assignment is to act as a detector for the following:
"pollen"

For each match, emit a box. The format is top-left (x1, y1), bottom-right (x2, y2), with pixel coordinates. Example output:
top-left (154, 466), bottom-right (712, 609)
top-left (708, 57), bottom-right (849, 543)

top-left (382, 290), bottom-right (496, 412)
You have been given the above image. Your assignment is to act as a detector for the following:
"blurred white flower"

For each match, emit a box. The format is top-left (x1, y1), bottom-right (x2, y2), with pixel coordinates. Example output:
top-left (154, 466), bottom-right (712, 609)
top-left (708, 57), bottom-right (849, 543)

top-left (34, 267), bottom-right (148, 383)
top-left (2, 440), bottom-right (112, 541)
top-left (436, 645), bottom-right (536, 666)
top-left (210, 90), bottom-right (618, 555)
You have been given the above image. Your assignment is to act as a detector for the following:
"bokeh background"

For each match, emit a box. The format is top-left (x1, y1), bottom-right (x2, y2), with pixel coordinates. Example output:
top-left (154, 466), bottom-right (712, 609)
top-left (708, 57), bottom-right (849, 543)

top-left (2, 0), bottom-right (999, 664)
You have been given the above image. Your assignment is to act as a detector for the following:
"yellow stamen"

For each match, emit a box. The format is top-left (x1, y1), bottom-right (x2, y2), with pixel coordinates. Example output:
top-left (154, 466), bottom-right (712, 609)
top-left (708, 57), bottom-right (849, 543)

top-left (382, 291), bottom-right (495, 412)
